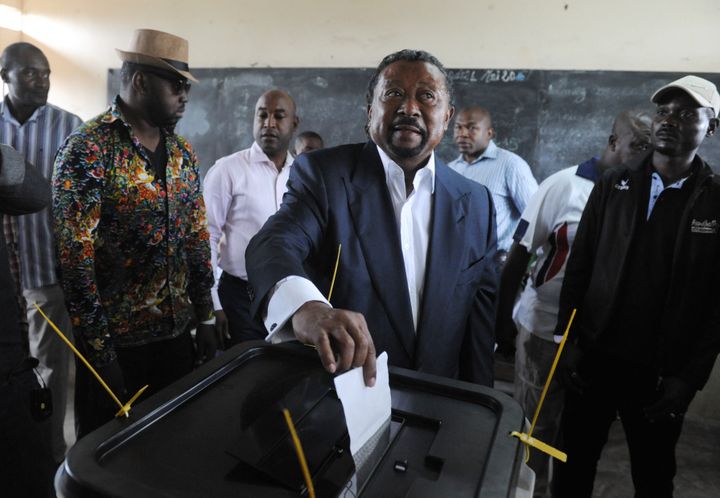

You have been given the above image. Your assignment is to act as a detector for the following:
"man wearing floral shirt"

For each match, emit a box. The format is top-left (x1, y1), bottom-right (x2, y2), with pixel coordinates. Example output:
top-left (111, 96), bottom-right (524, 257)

top-left (53, 29), bottom-right (219, 436)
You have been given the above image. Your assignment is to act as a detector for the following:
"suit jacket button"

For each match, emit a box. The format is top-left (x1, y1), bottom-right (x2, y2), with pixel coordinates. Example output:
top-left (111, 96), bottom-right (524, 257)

top-left (270, 323), bottom-right (277, 331)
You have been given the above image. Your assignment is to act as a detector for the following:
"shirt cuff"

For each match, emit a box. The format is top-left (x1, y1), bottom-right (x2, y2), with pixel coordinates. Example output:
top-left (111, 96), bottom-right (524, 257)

top-left (265, 276), bottom-right (331, 343)
top-left (211, 285), bottom-right (222, 310)
top-left (211, 266), bottom-right (223, 310)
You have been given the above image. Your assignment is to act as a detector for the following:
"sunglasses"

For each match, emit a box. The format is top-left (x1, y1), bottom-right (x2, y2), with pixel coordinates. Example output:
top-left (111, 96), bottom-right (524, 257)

top-left (142, 67), bottom-right (192, 94)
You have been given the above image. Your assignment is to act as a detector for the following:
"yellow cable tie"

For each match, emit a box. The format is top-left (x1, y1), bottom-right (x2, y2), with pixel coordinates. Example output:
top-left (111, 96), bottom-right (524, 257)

top-left (115, 384), bottom-right (149, 418)
top-left (327, 243), bottom-right (342, 302)
top-left (33, 302), bottom-right (146, 418)
top-left (282, 408), bottom-right (316, 498)
top-left (511, 431), bottom-right (567, 463)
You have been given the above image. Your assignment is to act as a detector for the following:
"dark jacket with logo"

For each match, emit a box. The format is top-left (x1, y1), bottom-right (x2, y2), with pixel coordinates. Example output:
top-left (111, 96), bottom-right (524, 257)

top-left (555, 156), bottom-right (720, 391)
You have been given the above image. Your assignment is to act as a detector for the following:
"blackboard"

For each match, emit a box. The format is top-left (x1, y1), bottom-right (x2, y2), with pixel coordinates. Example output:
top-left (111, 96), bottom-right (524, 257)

top-left (108, 68), bottom-right (720, 180)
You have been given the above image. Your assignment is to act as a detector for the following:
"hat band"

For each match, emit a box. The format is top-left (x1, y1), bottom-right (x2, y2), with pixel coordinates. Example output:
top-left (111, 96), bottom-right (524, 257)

top-left (160, 57), bottom-right (190, 72)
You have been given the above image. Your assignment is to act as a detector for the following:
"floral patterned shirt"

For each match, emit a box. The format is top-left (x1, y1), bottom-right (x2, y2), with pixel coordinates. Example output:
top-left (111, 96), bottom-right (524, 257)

top-left (53, 96), bottom-right (213, 366)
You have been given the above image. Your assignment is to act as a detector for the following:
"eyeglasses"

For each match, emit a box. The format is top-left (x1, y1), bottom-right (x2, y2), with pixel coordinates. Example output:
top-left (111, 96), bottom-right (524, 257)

top-left (142, 68), bottom-right (192, 94)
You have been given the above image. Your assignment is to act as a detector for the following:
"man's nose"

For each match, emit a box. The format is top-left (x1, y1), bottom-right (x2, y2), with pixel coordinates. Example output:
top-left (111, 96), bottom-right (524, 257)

top-left (659, 112), bottom-right (680, 127)
top-left (264, 115), bottom-right (277, 128)
top-left (397, 95), bottom-right (420, 116)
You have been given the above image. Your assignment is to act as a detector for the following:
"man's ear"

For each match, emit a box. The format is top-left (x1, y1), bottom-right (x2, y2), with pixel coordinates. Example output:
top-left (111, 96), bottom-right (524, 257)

top-left (365, 104), bottom-right (373, 137)
top-left (488, 126), bottom-right (496, 140)
top-left (706, 117), bottom-right (719, 137)
top-left (132, 71), bottom-right (147, 95)
top-left (293, 114), bottom-right (300, 131)
top-left (444, 105), bottom-right (455, 130)
top-left (608, 134), bottom-right (618, 151)
top-left (0, 68), bottom-right (8, 84)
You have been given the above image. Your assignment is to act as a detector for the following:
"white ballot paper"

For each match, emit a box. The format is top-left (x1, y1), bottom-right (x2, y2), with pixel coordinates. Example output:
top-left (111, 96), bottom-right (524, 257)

top-left (333, 351), bottom-right (391, 457)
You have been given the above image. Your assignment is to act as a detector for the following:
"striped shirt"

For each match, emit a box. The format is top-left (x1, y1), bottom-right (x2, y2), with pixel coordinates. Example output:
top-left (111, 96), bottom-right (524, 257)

top-left (448, 140), bottom-right (537, 251)
top-left (2, 214), bottom-right (28, 340)
top-left (0, 98), bottom-right (82, 289)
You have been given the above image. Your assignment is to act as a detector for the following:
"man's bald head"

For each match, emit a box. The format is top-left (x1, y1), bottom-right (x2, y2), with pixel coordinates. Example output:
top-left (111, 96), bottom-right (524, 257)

top-left (294, 131), bottom-right (324, 156)
top-left (253, 89), bottom-right (299, 166)
top-left (0, 42), bottom-right (47, 71)
top-left (461, 106), bottom-right (493, 127)
top-left (612, 110), bottom-right (652, 138)
top-left (601, 110), bottom-right (652, 170)
top-left (255, 89), bottom-right (297, 115)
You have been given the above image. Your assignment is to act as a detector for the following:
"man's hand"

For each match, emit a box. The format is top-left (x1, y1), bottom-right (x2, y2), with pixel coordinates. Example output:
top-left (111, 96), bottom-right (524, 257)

top-left (291, 301), bottom-right (377, 386)
top-left (215, 309), bottom-right (230, 341)
top-left (557, 342), bottom-right (588, 395)
top-left (196, 323), bottom-right (223, 364)
top-left (644, 376), bottom-right (696, 422)
top-left (96, 359), bottom-right (127, 400)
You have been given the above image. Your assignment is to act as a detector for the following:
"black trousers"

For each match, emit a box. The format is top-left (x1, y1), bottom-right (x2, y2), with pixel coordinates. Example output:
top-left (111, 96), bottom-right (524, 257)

top-left (75, 331), bottom-right (195, 438)
top-left (218, 272), bottom-right (267, 345)
top-left (553, 355), bottom-right (684, 498)
top-left (0, 354), bottom-right (56, 498)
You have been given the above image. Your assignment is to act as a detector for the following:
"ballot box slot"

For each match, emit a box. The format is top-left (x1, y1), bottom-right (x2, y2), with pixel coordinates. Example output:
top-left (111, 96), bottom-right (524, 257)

top-left (357, 409), bottom-right (444, 497)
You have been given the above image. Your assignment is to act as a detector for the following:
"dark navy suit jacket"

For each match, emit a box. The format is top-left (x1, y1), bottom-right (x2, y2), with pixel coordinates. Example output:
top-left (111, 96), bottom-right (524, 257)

top-left (246, 142), bottom-right (498, 385)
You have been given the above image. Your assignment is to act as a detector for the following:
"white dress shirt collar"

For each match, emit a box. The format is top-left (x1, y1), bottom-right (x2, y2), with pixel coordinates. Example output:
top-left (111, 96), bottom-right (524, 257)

top-left (376, 145), bottom-right (436, 197)
top-left (249, 141), bottom-right (294, 170)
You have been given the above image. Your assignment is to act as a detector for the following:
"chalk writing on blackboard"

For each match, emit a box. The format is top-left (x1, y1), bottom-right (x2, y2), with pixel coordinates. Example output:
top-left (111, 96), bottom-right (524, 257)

top-left (449, 70), bottom-right (478, 82)
top-left (449, 69), bottom-right (528, 84)
top-left (478, 70), bottom-right (527, 84)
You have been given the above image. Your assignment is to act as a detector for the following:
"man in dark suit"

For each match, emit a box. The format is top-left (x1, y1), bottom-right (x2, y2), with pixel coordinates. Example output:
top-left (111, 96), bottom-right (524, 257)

top-left (246, 50), bottom-right (498, 386)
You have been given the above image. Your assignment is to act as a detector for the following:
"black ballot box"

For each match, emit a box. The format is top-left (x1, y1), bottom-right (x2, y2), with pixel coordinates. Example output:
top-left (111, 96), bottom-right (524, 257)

top-left (56, 342), bottom-right (525, 498)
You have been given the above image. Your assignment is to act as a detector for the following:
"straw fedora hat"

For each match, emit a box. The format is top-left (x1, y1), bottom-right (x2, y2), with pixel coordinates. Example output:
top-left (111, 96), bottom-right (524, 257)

top-left (116, 29), bottom-right (197, 82)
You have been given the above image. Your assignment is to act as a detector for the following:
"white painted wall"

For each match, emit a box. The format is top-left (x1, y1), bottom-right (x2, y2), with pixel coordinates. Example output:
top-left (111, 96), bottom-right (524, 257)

top-left (3, 0), bottom-right (720, 421)
top-left (2, 0), bottom-right (718, 119)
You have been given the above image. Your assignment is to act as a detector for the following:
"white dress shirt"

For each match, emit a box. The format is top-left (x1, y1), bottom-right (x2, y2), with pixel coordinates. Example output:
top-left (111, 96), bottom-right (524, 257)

top-left (203, 142), bottom-right (293, 310)
top-left (265, 145), bottom-right (435, 342)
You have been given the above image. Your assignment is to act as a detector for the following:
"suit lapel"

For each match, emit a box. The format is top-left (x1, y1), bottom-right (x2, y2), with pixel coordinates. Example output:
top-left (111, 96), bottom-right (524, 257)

top-left (416, 163), bottom-right (469, 342)
top-left (345, 142), bottom-right (415, 358)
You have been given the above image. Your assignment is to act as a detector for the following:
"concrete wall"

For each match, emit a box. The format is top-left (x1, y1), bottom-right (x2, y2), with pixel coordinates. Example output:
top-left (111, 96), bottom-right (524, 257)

top-left (0, 0), bottom-right (22, 49)
top-left (3, 0), bottom-right (719, 119)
